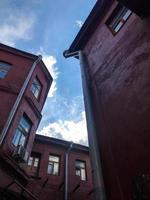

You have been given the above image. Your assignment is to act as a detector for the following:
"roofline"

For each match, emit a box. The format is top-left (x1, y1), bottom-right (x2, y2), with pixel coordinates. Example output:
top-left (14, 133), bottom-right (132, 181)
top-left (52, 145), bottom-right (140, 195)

top-left (64, 0), bottom-right (150, 55)
top-left (34, 134), bottom-right (89, 152)
top-left (64, 0), bottom-right (111, 54)
top-left (0, 43), bottom-right (53, 83)
top-left (0, 43), bottom-right (38, 60)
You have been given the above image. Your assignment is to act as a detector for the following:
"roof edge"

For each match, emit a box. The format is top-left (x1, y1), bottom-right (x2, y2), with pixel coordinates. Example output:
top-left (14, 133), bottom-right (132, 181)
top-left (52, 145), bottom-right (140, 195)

top-left (34, 134), bottom-right (89, 152)
top-left (65, 0), bottom-right (110, 53)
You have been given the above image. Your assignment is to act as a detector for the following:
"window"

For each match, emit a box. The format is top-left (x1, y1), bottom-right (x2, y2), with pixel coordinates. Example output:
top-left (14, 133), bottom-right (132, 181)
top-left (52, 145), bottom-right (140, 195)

top-left (106, 4), bottom-right (132, 34)
top-left (12, 114), bottom-right (32, 147)
top-left (0, 62), bottom-right (11, 79)
top-left (31, 77), bottom-right (42, 99)
top-left (75, 160), bottom-right (86, 181)
top-left (28, 156), bottom-right (39, 167)
top-left (47, 155), bottom-right (60, 175)
top-left (27, 155), bottom-right (40, 176)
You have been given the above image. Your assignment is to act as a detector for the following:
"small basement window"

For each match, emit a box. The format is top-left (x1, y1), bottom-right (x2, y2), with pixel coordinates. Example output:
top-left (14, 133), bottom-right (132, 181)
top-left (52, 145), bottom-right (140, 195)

top-left (106, 3), bottom-right (132, 35)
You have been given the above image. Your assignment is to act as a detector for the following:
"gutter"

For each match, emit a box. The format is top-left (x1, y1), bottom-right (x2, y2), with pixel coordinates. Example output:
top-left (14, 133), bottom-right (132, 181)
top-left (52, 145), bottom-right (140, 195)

top-left (63, 50), bottom-right (106, 200)
top-left (0, 55), bottom-right (42, 145)
top-left (64, 142), bottom-right (73, 200)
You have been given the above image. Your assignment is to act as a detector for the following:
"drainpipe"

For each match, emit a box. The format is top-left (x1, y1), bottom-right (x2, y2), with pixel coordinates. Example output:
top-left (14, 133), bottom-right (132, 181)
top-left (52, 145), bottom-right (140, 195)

top-left (63, 50), bottom-right (106, 200)
top-left (0, 55), bottom-right (42, 145)
top-left (65, 142), bottom-right (73, 200)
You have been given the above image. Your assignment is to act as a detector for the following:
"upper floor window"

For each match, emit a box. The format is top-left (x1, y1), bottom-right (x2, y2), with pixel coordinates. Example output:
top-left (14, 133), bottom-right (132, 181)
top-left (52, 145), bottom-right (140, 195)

top-left (12, 114), bottom-right (32, 147)
top-left (0, 61), bottom-right (11, 79)
top-left (31, 77), bottom-right (42, 99)
top-left (106, 4), bottom-right (132, 35)
top-left (27, 155), bottom-right (40, 176)
top-left (47, 155), bottom-right (60, 175)
top-left (75, 160), bottom-right (86, 181)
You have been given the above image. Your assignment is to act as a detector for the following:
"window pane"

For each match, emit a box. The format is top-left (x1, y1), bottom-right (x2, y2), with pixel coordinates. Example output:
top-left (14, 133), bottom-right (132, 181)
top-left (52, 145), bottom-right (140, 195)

top-left (0, 62), bottom-right (10, 78)
top-left (12, 115), bottom-right (31, 147)
top-left (34, 158), bottom-right (39, 167)
top-left (34, 89), bottom-right (40, 99)
top-left (114, 21), bottom-right (124, 32)
top-left (76, 160), bottom-right (85, 168)
top-left (20, 116), bottom-right (31, 133)
top-left (49, 155), bottom-right (59, 162)
top-left (53, 163), bottom-right (59, 175)
top-left (31, 78), bottom-right (42, 99)
top-left (81, 169), bottom-right (86, 181)
top-left (76, 169), bottom-right (81, 176)
top-left (18, 134), bottom-right (26, 146)
top-left (47, 164), bottom-right (53, 174)
top-left (28, 157), bottom-right (33, 166)
top-left (0, 71), bottom-right (7, 78)
top-left (123, 10), bottom-right (132, 21)
top-left (12, 129), bottom-right (21, 146)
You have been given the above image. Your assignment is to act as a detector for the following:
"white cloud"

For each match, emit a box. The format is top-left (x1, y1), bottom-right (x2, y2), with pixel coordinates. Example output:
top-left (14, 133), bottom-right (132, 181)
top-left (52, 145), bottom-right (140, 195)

top-left (0, 14), bottom-right (35, 46)
top-left (75, 20), bottom-right (83, 28)
top-left (38, 48), bottom-right (59, 98)
top-left (37, 111), bottom-right (88, 146)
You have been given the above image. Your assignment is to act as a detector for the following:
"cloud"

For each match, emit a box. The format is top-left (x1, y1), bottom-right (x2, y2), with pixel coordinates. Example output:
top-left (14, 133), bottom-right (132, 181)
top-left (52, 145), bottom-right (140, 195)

top-left (75, 20), bottom-right (83, 28)
top-left (38, 48), bottom-right (59, 98)
top-left (37, 111), bottom-right (88, 146)
top-left (0, 14), bottom-right (35, 46)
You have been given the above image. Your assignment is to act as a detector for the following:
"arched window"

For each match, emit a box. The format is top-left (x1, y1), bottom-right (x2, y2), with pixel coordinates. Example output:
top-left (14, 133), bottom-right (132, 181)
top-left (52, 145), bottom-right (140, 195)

top-left (0, 61), bottom-right (11, 79)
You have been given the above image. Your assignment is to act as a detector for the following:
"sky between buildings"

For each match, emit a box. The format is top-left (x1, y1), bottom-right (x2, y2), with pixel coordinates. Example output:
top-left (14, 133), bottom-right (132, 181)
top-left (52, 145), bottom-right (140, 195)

top-left (0, 0), bottom-right (96, 146)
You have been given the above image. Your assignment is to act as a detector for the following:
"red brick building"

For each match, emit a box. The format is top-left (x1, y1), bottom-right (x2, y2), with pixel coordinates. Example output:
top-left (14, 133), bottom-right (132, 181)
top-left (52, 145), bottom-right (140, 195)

top-left (25, 134), bottom-right (94, 200)
top-left (0, 43), bottom-right (94, 200)
top-left (64, 0), bottom-right (150, 200)
top-left (0, 43), bottom-right (52, 199)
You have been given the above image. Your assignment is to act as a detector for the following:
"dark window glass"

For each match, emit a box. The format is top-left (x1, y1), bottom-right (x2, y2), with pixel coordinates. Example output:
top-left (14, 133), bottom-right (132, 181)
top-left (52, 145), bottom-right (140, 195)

top-left (12, 114), bottom-right (32, 147)
top-left (106, 4), bottom-right (132, 34)
top-left (47, 155), bottom-right (60, 175)
top-left (0, 62), bottom-right (11, 78)
top-left (31, 77), bottom-right (42, 99)
top-left (75, 160), bottom-right (86, 181)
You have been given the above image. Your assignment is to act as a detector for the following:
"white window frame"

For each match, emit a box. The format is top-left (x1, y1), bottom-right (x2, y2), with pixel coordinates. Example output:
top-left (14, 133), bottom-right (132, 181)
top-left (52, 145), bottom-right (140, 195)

top-left (47, 155), bottom-right (60, 176)
top-left (75, 160), bottom-right (87, 181)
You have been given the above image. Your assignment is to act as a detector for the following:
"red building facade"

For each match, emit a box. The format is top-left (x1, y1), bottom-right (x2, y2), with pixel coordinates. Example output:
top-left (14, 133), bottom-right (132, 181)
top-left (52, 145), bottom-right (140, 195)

top-left (0, 43), bottom-right (52, 199)
top-left (0, 43), bottom-right (94, 200)
top-left (25, 135), bottom-right (94, 200)
top-left (64, 0), bottom-right (150, 200)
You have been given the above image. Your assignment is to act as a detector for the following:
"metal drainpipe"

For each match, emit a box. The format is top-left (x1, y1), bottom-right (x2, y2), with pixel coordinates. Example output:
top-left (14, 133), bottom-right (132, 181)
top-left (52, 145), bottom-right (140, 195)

top-left (0, 55), bottom-right (42, 145)
top-left (63, 50), bottom-right (106, 200)
top-left (65, 142), bottom-right (73, 200)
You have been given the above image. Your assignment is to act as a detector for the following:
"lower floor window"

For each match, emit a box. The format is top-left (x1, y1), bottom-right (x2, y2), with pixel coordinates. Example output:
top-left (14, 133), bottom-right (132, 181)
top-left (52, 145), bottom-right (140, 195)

top-left (27, 155), bottom-right (40, 176)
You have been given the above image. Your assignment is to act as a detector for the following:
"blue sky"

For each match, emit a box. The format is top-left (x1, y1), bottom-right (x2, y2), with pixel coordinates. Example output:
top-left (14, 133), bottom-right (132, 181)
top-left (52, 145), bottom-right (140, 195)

top-left (0, 0), bottom-right (96, 145)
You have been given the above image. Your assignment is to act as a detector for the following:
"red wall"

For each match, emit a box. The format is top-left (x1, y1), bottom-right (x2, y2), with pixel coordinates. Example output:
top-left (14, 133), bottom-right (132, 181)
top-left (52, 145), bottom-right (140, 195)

top-left (84, 2), bottom-right (150, 200)
top-left (26, 138), bottom-right (94, 200)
